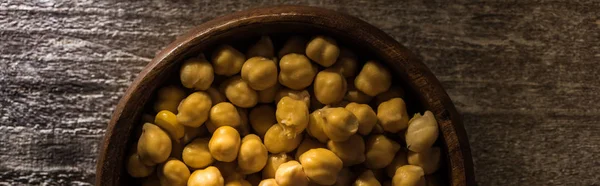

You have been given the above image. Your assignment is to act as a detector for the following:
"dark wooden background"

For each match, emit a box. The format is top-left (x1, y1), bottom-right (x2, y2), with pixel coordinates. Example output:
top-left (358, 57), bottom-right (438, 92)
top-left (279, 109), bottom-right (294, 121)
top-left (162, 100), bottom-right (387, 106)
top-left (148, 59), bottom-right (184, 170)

top-left (1, 0), bottom-right (599, 185)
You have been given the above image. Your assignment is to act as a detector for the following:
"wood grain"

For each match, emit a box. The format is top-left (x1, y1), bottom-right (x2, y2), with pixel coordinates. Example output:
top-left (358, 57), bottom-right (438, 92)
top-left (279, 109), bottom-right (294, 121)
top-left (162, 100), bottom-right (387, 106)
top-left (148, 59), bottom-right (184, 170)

top-left (1, 0), bottom-right (599, 186)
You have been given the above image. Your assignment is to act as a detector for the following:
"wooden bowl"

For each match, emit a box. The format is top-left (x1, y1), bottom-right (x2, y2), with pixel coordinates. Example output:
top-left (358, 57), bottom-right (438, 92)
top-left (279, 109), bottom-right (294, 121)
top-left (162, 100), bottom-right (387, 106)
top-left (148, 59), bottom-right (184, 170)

top-left (96, 5), bottom-right (475, 186)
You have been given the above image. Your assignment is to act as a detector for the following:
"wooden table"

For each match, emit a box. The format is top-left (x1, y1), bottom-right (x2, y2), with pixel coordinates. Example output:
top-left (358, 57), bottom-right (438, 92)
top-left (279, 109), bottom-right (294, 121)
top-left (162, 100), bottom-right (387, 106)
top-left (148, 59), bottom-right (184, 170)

top-left (1, 1), bottom-right (598, 185)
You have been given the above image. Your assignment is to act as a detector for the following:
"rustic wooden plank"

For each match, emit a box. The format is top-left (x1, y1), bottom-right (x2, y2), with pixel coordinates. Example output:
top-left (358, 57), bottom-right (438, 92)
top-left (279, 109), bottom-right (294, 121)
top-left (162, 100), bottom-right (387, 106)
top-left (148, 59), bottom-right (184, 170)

top-left (1, 0), bottom-right (599, 185)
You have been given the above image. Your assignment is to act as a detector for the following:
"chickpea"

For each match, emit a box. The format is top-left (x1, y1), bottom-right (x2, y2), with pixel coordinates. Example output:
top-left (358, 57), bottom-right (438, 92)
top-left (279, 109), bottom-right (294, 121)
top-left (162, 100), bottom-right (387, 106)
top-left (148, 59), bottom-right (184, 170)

top-left (345, 79), bottom-right (372, 104)
top-left (209, 102), bottom-right (241, 128)
top-left (137, 123), bottom-right (172, 166)
top-left (262, 153), bottom-right (293, 179)
top-left (177, 92), bottom-right (212, 127)
top-left (241, 57), bottom-right (278, 90)
top-left (209, 126), bottom-right (241, 162)
top-left (226, 178), bottom-right (252, 186)
top-left (295, 136), bottom-right (326, 160)
top-left (306, 110), bottom-right (329, 143)
top-left (377, 98), bottom-right (409, 133)
top-left (275, 160), bottom-right (309, 186)
top-left (327, 134), bottom-right (365, 166)
top-left (247, 173), bottom-right (263, 186)
top-left (182, 138), bottom-right (214, 169)
top-left (223, 76), bottom-right (259, 108)
top-left (153, 85), bottom-right (186, 113)
top-left (386, 149), bottom-right (408, 177)
top-left (126, 153), bottom-right (155, 178)
top-left (298, 148), bottom-right (343, 185)
top-left (182, 125), bottom-right (208, 144)
top-left (276, 96), bottom-right (310, 137)
top-left (320, 107), bottom-right (359, 142)
top-left (305, 35), bottom-right (340, 67)
top-left (157, 158), bottom-right (190, 186)
top-left (354, 61), bottom-right (392, 96)
top-left (365, 135), bottom-right (401, 169)
top-left (207, 87), bottom-right (227, 106)
top-left (353, 170), bottom-right (381, 186)
top-left (333, 168), bottom-right (354, 186)
top-left (154, 110), bottom-right (185, 140)
top-left (275, 89), bottom-right (311, 108)
top-left (392, 165), bottom-right (425, 186)
top-left (374, 86), bottom-right (405, 106)
top-left (407, 147), bottom-right (441, 175)
top-left (180, 55), bottom-right (214, 90)
top-left (405, 111), bottom-right (439, 153)
top-left (249, 105), bottom-right (276, 137)
top-left (212, 45), bottom-right (246, 76)
top-left (258, 83), bottom-right (280, 103)
top-left (279, 53), bottom-right (318, 90)
top-left (314, 69), bottom-right (347, 105)
top-left (188, 166), bottom-right (225, 186)
top-left (345, 103), bottom-right (377, 135)
top-left (264, 124), bottom-right (303, 153)
top-left (279, 36), bottom-right (307, 58)
top-left (238, 134), bottom-right (269, 174)
top-left (330, 48), bottom-right (359, 78)
top-left (259, 179), bottom-right (280, 186)
top-left (247, 36), bottom-right (275, 58)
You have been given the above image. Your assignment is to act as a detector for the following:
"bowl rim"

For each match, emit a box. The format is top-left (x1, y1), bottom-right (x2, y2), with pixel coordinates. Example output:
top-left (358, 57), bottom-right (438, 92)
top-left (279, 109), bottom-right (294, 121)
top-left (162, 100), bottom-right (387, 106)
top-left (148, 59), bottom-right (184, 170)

top-left (96, 5), bottom-right (475, 186)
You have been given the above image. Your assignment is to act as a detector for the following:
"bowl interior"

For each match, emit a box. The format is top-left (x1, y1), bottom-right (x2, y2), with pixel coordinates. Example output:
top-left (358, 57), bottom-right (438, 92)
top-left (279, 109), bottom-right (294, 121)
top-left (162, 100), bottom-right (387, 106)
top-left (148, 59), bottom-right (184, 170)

top-left (97, 6), bottom-right (473, 186)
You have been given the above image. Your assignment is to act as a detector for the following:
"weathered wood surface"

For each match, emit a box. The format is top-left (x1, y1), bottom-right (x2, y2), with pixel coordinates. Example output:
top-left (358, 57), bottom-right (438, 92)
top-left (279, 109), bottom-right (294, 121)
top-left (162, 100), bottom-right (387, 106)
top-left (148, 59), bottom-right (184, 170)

top-left (0, 0), bottom-right (598, 185)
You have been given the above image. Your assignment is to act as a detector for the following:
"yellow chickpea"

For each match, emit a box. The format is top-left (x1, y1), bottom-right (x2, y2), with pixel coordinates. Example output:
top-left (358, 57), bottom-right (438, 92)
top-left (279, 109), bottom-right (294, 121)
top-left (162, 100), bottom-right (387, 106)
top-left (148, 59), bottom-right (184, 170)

top-left (209, 102), bottom-right (241, 128)
top-left (238, 134), bottom-right (269, 174)
top-left (264, 124), bottom-right (303, 153)
top-left (212, 45), bottom-right (246, 76)
top-left (275, 89), bottom-right (311, 108)
top-left (299, 148), bottom-right (343, 185)
top-left (345, 103), bottom-right (377, 135)
top-left (377, 98), bottom-right (409, 133)
top-left (137, 123), bottom-right (172, 166)
top-left (276, 96), bottom-right (310, 137)
top-left (386, 149), bottom-right (409, 177)
top-left (188, 166), bottom-right (225, 186)
top-left (405, 111), bottom-right (439, 153)
top-left (314, 69), bottom-right (347, 105)
top-left (157, 158), bottom-right (190, 186)
top-left (295, 136), bottom-right (326, 160)
top-left (177, 92), bottom-right (212, 127)
top-left (279, 53), bottom-right (318, 90)
top-left (262, 153), bottom-right (293, 179)
top-left (226, 179), bottom-right (252, 186)
top-left (365, 135), bottom-right (401, 169)
top-left (180, 55), bottom-right (214, 90)
top-left (206, 87), bottom-right (227, 106)
top-left (209, 126), bottom-right (241, 162)
top-left (327, 134), bottom-right (366, 166)
top-left (330, 48), bottom-right (359, 78)
top-left (126, 153), bottom-right (155, 178)
top-left (258, 83), bottom-right (280, 103)
top-left (249, 105), bottom-right (276, 137)
top-left (353, 170), bottom-right (382, 186)
top-left (223, 76), bottom-right (259, 108)
top-left (305, 35), bottom-right (340, 67)
top-left (241, 57), bottom-right (278, 90)
top-left (345, 79), bottom-right (372, 104)
top-left (153, 85), bottom-right (186, 113)
top-left (154, 110), bottom-right (185, 140)
top-left (259, 179), bottom-right (280, 186)
top-left (247, 36), bottom-right (275, 58)
top-left (306, 110), bottom-right (329, 143)
top-left (182, 138), bottom-right (214, 169)
top-left (279, 36), bottom-right (307, 58)
top-left (320, 107), bottom-right (359, 142)
top-left (392, 165), bottom-right (425, 186)
top-left (275, 160), bottom-right (309, 186)
top-left (354, 61), bottom-right (392, 96)
top-left (374, 86), bottom-right (405, 105)
top-left (407, 147), bottom-right (441, 175)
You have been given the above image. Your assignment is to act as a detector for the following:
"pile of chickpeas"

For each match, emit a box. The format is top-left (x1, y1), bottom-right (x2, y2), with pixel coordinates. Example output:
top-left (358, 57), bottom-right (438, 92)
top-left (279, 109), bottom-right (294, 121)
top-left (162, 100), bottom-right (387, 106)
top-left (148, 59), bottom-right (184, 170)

top-left (127, 35), bottom-right (443, 186)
